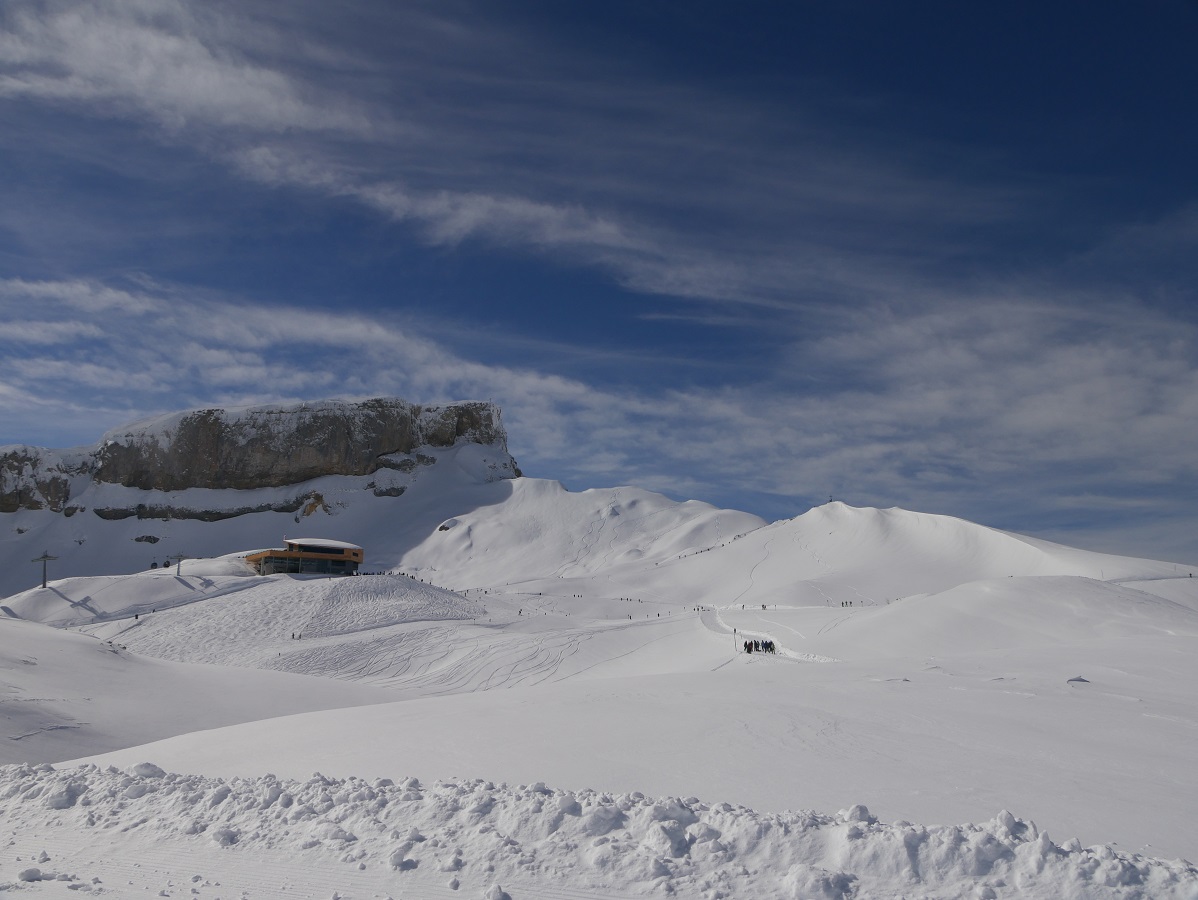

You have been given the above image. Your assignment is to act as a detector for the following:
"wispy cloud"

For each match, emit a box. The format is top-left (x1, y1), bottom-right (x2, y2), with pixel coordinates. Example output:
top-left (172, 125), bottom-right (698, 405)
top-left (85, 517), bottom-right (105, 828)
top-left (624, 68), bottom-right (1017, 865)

top-left (3, 276), bottom-right (1195, 561)
top-left (2, 3), bottom-right (1195, 561)
top-left (0, 0), bottom-right (1030, 310)
top-left (0, 0), bottom-right (373, 134)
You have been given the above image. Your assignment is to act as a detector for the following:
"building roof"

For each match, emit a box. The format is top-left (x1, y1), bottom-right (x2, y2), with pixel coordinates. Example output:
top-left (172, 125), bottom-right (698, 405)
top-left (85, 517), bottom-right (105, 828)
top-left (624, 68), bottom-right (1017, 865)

top-left (284, 538), bottom-right (364, 551)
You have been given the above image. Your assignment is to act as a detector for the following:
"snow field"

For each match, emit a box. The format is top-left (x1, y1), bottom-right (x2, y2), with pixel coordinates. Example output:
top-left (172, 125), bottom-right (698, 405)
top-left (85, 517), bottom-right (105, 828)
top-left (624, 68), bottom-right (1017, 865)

top-left (5, 475), bottom-right (1198, 898)
top-left (0, 613), bottom-right (395, 767)
top-left (4, 763), bottom-right (1196, 900)
top-left (718, 575), bottom-right (1198, 662)
top-left (7, 556), bottom-right (1196, 862)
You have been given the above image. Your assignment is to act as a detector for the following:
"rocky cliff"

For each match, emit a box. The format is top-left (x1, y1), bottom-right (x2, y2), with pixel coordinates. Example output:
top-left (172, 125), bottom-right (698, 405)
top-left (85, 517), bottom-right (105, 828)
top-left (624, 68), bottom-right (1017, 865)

top-left (0, 446), bottom-right (86, 514)
top-left (1, 398), bottom-right (519, 515)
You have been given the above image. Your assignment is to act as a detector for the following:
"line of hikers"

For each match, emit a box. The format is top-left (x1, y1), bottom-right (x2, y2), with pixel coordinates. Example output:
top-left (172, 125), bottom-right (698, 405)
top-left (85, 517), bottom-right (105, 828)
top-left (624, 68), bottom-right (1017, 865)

top-left (744, 639), bottom-right (775, 654)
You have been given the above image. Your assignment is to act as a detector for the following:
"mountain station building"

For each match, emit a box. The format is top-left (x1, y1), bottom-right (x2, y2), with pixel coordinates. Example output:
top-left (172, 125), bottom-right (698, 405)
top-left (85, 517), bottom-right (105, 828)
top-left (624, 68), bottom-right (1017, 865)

top-left (245, 538), bottom-right (364, 576)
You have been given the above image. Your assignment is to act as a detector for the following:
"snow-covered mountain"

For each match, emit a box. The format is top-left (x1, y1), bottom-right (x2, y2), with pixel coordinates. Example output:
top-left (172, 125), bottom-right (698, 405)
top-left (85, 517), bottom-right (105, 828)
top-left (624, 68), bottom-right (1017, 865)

top-left (2, 397), bottom-right (510, 501)
top-left (2, 398), bottom-right (1197, 897)
top-left (0, 398), bottom-right (520, 598)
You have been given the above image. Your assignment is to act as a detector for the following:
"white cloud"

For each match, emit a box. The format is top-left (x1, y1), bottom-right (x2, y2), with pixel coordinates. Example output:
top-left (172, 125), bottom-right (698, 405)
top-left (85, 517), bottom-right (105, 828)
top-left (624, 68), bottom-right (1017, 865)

top-left (2, 2), bottom-right (1196, 559)
top-left (1, 275), bottom-right (1196, 559)
top-left (0, 0), bottom-right (373, 134)
top-left (1, 0), bottom-right (1029, 311)
top-left (0, 277), bottom-right (165, 314)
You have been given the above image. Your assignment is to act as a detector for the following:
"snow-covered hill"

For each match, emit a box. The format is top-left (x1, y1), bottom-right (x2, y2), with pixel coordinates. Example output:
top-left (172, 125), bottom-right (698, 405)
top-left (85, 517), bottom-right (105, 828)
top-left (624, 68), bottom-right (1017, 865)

top-left (0, 440), bottom-right (519, 599)
top-left (2, 401), bottom-right (1197, 897)
top-left (398, 497), bottom-right (1187, 610)
top-left (0, 397), bottom-right (519, 598)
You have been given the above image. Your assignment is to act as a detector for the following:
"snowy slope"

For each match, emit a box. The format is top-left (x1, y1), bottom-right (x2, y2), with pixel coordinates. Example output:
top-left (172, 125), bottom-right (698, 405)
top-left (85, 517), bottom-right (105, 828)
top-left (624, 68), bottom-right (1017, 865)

top-left (399, 498), bottom-right (1187, 611)
top-left (2, 560), bottom-right (260, 627)
top-left (0, 441), bottom-right (520, 599)
top-left (21, 550), bottom-right (1193, 863)
top-left (725, 574), bottom-right (1198, 661)
top-left (3, 444), bottom-right (1198, 897)
top-left (0, 615), bottom-right (393, 766)
top-left (403, 479), bottom-right (765, 585)
top-left (66, 578), bottom-right (1198, 861)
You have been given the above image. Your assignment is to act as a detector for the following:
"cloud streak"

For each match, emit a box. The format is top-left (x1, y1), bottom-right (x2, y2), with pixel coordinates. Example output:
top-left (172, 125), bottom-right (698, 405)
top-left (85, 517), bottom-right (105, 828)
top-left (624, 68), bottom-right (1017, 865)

top-left (0, 0), bottom-right (374, 134)
top-left (2, 3), bottom-right (1195, 562)
top-left (0, 0), bottom-right (1033, 311)
top-left (3, 276), bottom-right (1195, 561)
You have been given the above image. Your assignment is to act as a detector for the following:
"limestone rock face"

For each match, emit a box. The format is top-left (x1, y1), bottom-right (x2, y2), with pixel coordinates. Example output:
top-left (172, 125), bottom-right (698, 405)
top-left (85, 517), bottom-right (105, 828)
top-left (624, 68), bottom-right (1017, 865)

top-left (1, 398), bottom-right (518, 513)
top-left (0, 447), bottom-right (89, 514)
top-left (93, 398), bottom-right (508, 491)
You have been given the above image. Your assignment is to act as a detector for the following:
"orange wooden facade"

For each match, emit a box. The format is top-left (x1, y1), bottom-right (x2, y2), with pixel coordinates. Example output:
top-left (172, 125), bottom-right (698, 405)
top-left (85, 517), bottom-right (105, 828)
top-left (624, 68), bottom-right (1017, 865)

top-left (245, 539), bottom-right (364, 576)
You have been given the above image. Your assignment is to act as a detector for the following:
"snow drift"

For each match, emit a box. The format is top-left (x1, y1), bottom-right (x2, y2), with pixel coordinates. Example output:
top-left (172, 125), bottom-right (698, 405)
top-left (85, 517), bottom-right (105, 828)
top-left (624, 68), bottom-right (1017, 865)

top-left (3, 763), bottom-right (1194, 899)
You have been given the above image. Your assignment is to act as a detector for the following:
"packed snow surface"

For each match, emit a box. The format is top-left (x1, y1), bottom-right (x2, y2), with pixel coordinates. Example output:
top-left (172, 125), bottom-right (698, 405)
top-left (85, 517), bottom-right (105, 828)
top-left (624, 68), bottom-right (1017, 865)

top-left (3, 463), bottom-right (1197, 898)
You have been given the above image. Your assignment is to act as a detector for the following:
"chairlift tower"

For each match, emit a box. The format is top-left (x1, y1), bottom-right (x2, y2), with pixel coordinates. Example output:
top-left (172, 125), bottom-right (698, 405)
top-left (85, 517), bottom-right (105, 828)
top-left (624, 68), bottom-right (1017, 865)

top-left (31, 551), bottom-right (58, 589)
top-left (166, 553), bottom-right (187, 576)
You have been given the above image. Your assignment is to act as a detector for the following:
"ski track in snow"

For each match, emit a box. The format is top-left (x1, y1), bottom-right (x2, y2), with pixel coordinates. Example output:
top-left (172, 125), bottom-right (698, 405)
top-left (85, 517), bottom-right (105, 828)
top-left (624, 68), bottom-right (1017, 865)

top-left (706, 606), bottom-right (837, 664)
top-left (791, 532), bottom-right (832, 579)
top-left (817, 612), bottom-right (856, 636)
top-left (731, 537), bottom-right (774, 607)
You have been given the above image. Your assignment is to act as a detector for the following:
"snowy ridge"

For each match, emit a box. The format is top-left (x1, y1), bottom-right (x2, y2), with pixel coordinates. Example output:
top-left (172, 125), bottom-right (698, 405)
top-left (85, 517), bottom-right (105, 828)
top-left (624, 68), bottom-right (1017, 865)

top-left (3, 564), bottom-right (260, 627)
top-left (399, 497), bottom-right (1185, 612)
top-left (404, 479), bottom-right (766, 588)
top-left (4, 763), bottom-right (1195, 900)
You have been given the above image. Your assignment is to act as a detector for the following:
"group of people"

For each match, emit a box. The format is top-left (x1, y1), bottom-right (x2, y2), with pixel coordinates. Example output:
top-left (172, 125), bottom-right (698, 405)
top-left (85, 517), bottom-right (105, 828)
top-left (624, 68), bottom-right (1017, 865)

top-left (743, 639), bottom-right (776, 654)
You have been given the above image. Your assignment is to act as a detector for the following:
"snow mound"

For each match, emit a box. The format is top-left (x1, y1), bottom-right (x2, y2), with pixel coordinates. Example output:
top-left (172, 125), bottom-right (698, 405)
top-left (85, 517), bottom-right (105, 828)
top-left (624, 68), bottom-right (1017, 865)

top-left (3, 565), bottom-right (260, 627)
top-left (659, 503), bottom-right (1187, 610)
top-left (74, 574), bottom-right (485, 668)
top-left (400, 479), bottom-right (766, 586)
top-left (2, 764), bottom-right (1193, 899)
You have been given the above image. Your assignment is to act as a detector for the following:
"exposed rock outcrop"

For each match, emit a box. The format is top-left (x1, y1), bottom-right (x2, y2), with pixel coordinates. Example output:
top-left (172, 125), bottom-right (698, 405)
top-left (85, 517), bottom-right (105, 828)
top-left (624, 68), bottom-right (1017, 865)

top-left (1, 398), bottom-right (519, 515)
top-left (0, 447), bottom-right (88, 514)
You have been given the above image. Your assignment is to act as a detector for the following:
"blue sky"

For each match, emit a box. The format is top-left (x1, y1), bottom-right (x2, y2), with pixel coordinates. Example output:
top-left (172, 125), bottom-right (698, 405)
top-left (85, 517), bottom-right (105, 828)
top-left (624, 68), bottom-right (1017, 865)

top-left (1, 0), bottom-right (1196, 562)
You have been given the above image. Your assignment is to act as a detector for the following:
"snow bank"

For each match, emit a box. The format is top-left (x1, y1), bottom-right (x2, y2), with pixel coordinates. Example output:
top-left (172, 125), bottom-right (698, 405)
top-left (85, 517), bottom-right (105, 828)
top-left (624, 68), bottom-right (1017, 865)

top-left (1, 764), bottom-right (1194, 899)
